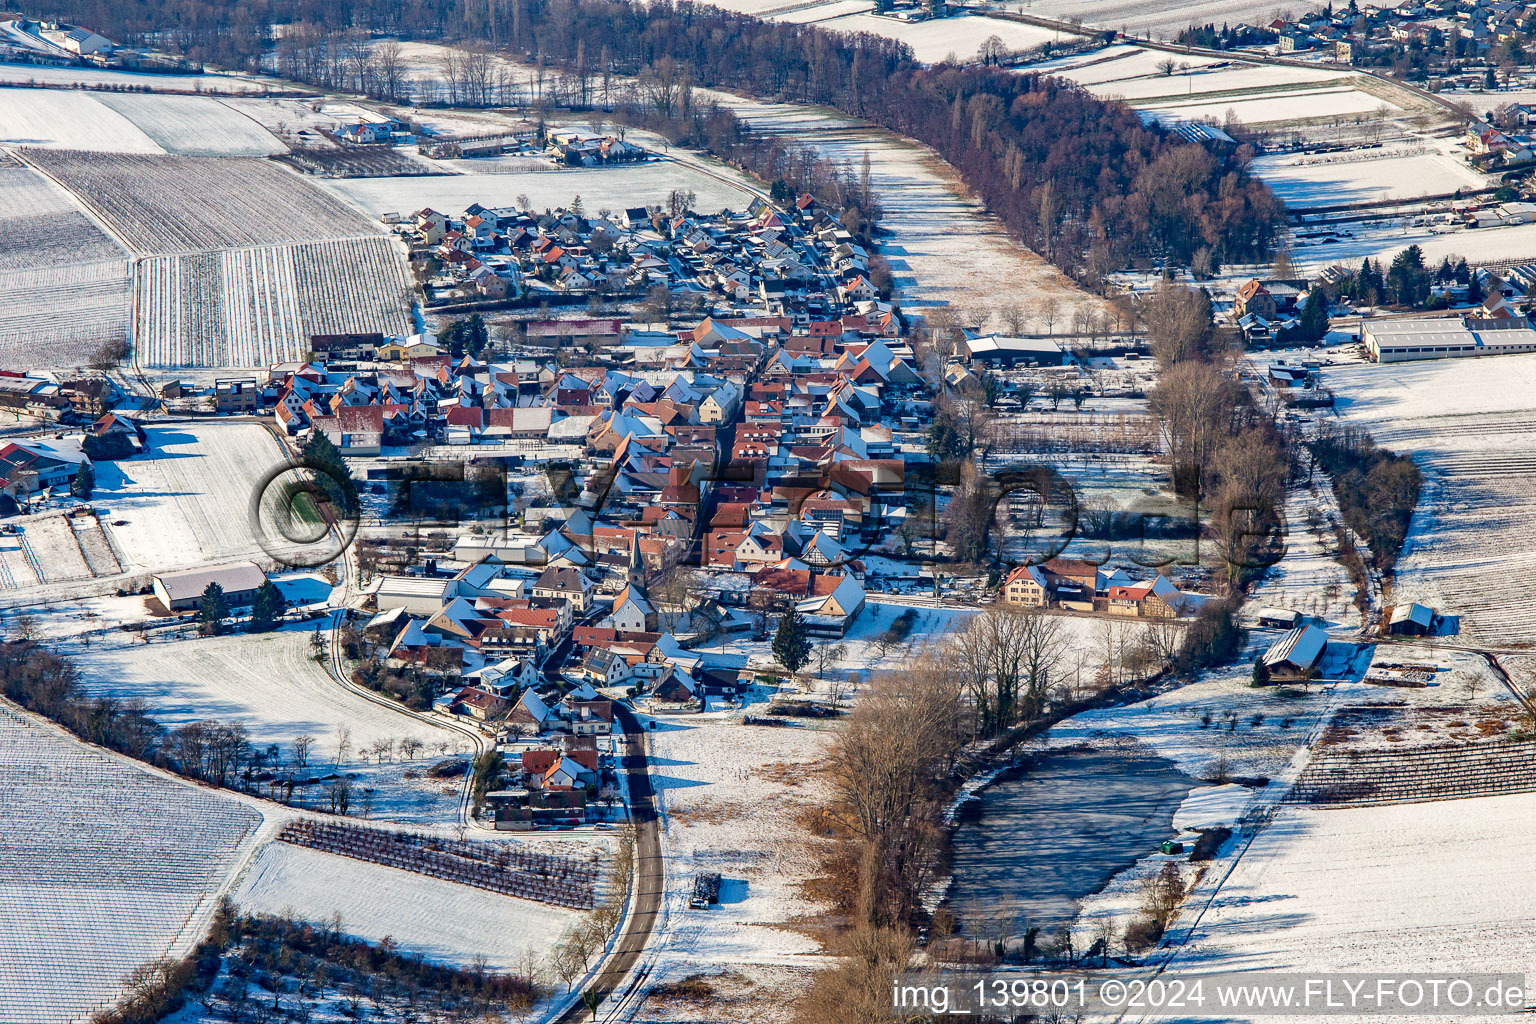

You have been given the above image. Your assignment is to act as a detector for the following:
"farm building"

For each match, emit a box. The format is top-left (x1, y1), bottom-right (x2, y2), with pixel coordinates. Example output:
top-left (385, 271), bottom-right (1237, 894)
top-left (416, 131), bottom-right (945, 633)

top-left (963, 335), bottom-right (1069, 367)
top-left (152, 561), bottom-right (268, 612)
top-left (1363, 318), bottom-right (1536, 362)
top-left (1257, 607), bottom-right (1303, 629)
top-left (1387, 602), bottom-right (1437, 637)
top-left (0, 439), bottom-right (89, 497)
top-left (1261, 623), bottom-right (1329, 680)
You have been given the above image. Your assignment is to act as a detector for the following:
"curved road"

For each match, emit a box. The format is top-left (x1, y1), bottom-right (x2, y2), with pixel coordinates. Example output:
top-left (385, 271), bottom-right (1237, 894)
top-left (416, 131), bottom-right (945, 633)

top-left (557, 704), bottom-right (664, 1022)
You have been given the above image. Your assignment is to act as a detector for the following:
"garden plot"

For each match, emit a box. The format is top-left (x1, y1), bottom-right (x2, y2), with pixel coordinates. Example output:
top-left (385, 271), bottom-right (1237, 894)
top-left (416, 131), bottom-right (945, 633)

top-left (93, 422), bottom-right (292, 577)
top-left (1251, 147), bottom-right (1490, 208)
top-left (644, 713), bottom-right (836, 995)
top-left (1325, 355), bottom-right (1536, 647)
top-left (26, 150), bottom-right (380, 252)
top-left (233, 842), bottom-right (580, 971)
top-left (77, 629), bottom-right (453, 756)
top-left (0, 703), bottom-right (263, 1024)
top-left (136, 236), bottom-right (412, 368)
top-left (320, 158), bottom-right (757, 218)
top-left (17, 514), bottom-right (92, 584)
top-left (1164, 793), bottom-right (1536, 989)
top-left (0, 86), bottom-right (162, 152)
top-left (0, 260), bottom-right (131, 370)
top-left (816, 13), bottom-right (1073, 63)
top-left (92, 93), bottom-right (286, 157)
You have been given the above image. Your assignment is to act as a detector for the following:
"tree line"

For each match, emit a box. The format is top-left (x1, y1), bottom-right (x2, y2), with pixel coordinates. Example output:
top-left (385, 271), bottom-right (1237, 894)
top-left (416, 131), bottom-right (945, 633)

top-left (17, 0), bottom-right (1284, 280)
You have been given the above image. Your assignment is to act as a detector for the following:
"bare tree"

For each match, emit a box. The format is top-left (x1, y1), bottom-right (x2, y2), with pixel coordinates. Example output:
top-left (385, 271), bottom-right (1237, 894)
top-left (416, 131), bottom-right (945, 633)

top-left (292, 734), bottom-right (314, 770)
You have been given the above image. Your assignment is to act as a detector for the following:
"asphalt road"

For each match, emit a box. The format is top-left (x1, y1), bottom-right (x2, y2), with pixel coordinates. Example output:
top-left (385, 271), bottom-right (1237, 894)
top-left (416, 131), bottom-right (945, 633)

top-left (556, 704), bottom-right (664, 1021)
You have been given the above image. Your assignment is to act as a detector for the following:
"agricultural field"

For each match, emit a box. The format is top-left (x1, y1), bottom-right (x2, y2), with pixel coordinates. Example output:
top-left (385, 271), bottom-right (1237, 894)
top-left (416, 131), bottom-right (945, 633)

top-left (815, 12), bottom-right (1075, 63)
top-left (0, 161), bottom-right (133, 368)
top-left (0, 260), bottom-right (131, 370)
top-left (1166, 794), bottom-right (1536, 988)
top-left (1325, 354), bottom-right (1536, 647)
top-left (233, 841), bottom-right (583, 971)
top-left (91, 93), bottom-right (287, 157)
top-left (136, 235), bottom-right (413, 367)
top-left (0, 163), bottom-right (126, 271)
top-left (0, 86), bottom-right (162, 152)
top-left (76, 629), bottom-right (455, 757)
top-left (25, 150), bottom-right (380, 252)
top-left (0, 703), bottom-right (263, 1024)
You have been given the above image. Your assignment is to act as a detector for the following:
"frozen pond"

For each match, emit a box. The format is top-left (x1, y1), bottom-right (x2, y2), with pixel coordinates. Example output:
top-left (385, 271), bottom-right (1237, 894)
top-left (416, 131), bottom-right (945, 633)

top-left (947, 745), bottom-right (1197, 937)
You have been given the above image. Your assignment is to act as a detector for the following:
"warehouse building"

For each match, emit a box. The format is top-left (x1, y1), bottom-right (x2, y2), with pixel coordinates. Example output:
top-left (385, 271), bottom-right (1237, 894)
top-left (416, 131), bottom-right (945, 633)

top-left (1363, 317), bottom-right (1536, 363)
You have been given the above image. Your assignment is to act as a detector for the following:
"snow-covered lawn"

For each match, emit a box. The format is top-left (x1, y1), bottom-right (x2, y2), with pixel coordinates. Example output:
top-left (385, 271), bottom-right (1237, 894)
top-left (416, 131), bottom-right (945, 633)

top-left (92, 93), bottom-right (287, 157)
top-left (1165, 793), bottom-right (1536, 988)
top-left (319, 158), bottom-right (756, 218)
top-left (1324, 355), bottom-right (1536, 646)
top-left (0, 87), bottom-right (163, 152)
top-left (233, 841), bottom-right (581, 971)
top-left (1251, 148), bottom-right (1489, 207)
top-left (816, 13), bottom-right (1073, 64)
top-left (0, 703), bottom-right (264, 1024)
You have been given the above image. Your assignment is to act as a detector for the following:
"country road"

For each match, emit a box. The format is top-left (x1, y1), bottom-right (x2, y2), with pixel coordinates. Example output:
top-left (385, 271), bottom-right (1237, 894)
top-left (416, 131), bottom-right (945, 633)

top-left (556, 704), bottom-right (664, 1022)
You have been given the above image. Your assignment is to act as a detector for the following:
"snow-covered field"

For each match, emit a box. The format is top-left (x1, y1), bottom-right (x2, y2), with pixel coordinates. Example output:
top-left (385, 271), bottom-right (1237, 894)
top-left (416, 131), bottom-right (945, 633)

top-left (816, 13), bottom-right (1072, 64)
top-left (1252, 147), bottom-right (1490, 207)
top-left (704, 89), bottom-right (1106, 318)
top-left (0, 162), bottom-right (130, 368)
top-left (644, 713), bottom-right (835, 997)
top-left (1029, 45), bottom-right (1410, 128)
top-left (0, 60), bottom-right (271, 93)
top-left (1165, 793), bottom-right (1536, 996)
top-left (92, 422), bottom-right (295, 580)
top-left (233, 841), bottom-right (581, 970)
top-left (77, 628), bottom-right (455, 752)
top-left (0, 86), bottom-right (163, 152)
top-left (1245, 479), bottom-right (1362, 632)
top-left (0, 703), bottom-right (263, 1024)
top-left (92, 93), bottom-right (287, 157)
top-left (319, 158), bottom-right (757, 218)
top-left (1139, 85), bottom-right (1400, 126)
top-left (1325, 355), bottom-right (1536, 646)
top-left (1004, 0), bottom-right (1319, 36)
